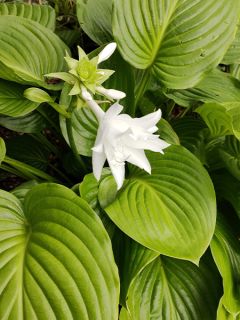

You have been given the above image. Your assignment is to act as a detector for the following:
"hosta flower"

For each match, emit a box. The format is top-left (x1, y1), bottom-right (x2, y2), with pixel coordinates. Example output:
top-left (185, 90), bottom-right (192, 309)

top-left (91, 102), bottom-right (170, 190)
top-left (45, 42), bottom-right (125, 103)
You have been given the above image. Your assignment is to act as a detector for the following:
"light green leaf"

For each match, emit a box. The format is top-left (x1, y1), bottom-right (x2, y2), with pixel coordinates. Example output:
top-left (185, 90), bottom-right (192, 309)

top-left (126, 254), bottom-right (221, 320)
top-left (0, 16), bottom-right (68, 90)
top-left (113, 0), bottom-right (239, 89)
top-left (103, 145), bottom-right (216, 263)
top-left (0, 111), bottom-right (48, 133)
top-left (223, 26), bottom-right (240, 65)
top-left (119, 308), bottom-right (132, 320)
top-left (0, 3), bottom-right (56, 30)
top-left (211, 213), bottom-right (240, 317)
top-left (24, 88), bottom-right (54, 103)
top-left (196, 102), bottom-right (240, 140)
top-left (76, 0), bottom-right (113, 45)
top-left (0, 79), bottom-right (39, 117)
top-left (218, 136), bottom-right (240, 181)
top-left (166, 69), bottom-right (240, 108)
top-left (217, 299), bottom-right (240, 320)
top-left (60, 85), bottom-right (98, 157)
top-left (11, 180), bottom-right (40, 204)
top-left (158, 118), bottom-right (180, 145)
top-left (0, 137), bottom-right (6, 164)
top-left (0, 183), bottom-right (119, 319)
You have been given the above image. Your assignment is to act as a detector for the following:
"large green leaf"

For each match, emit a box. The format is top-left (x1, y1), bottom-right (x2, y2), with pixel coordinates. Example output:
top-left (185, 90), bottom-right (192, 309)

top-left (76, 0), bottom-right (113, 45)
top-left (0, 183), bottom-right (119, 319)
top-left (0, 80), bottom-right (39, 117)
top-left (196, 102), bottom-right (240, 140)
top-left (11, 180), bottom-right (39, 204)
top-left (125, 254), bottom-right (221, 320)
top-left (102, 145), bottom-right (216, 263)
top-left (0, 3), bottom-right (56, 30)
top-left (0, 111), bottom-right (48, 133)
top-left (223, 26), bottom-right (240, 65)
top-left (60, 86), bottom-right (98, 157)
top-left (211, 213), bottom-right (240, 317)
top-left (0, 16), bottom-right (68, 90)
top-left (166, 69), bottom-right (240, 108)
top-left (113, 0), bottom-right (239, 89)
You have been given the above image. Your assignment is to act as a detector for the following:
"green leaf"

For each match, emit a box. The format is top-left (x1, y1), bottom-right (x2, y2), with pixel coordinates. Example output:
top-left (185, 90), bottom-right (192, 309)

top-left (166, 69), bottom-right (240, 108)
top-left (196, 102), bottom-right (240, 140)
top-left (125, 254), bottom-right (221, 320)
top-left (158, 118), bottom-right (180, 145)
top-left (24, 88), bottom-right (54, 103)
top-left (218, 136), bottom-right (240, 181)
top-left (0, 79), bottom-right (39, 117)
top-left (113, 0), bottom-right (239, 89)
top-left (76, 0), bottom-right (113, 45)
top-left (6, 135), bottom-right (50, 171)
top-left (11, 180), bottom-right (40, 203)
top-left (0, 3), bottom-right (56, 30)
top-left (0, 16), bottom-right (68, 90)
top-left (223, 26), bottom-right (240, 65)
top-left (211, 213), bottom-right (240, 317)
top-left (213, 172), bottom-right (240, 220)
top-left (0, 183), bottom-right (119, 319)
top-left (0, 137), bottom-right (6, 165)
top-left (60, 86), bottom-right (98, 157)
top-left (112, 231), bottom-right (159, 305)
top-left (103, 145), bottom-right (216, 263)
top-left (0, 111), bottom-right (48, 133)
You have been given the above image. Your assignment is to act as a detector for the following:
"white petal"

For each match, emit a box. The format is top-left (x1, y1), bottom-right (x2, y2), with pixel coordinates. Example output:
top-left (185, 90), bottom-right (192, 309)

top-left (98, 42), bottom-right (117, 64)
top-left (134, 109), bottom-right (162, 128)
top-left (126, 148), bottom-right (151, 174)
top-left (96, 86), bottom-right (126, 100)
top-left (109, 160), bottom-right (125, 190)
top-left (123, 135), bottom-right (170, 152)
top-left (81, 87), bottom-right (105, 121)
top-left (92, 151), bottom-right (106, 181)
top-left (105, 102), bottom-right (124, 117)
top-left (81, 87), bottom-right (93, 101)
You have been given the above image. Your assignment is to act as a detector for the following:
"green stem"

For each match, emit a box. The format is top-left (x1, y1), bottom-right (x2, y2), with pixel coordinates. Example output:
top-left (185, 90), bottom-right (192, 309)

top-left (48, 102), bottom-right (71, 118)
top-left (134, 69), bottom-right (151, 114)
top-left (0, 163), bottom-right (31, 180)
top-left (66, 105), bottom-right (87, 173)
top-left (4, 156), bottom-right (58, 183)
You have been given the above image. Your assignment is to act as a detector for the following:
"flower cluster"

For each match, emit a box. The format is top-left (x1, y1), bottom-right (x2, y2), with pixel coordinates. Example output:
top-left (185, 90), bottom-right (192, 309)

top-left (47, 43), bottom-right (170, 189)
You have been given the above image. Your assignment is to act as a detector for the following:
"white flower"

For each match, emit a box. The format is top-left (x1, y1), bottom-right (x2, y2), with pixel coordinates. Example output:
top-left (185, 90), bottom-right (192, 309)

top-left (92, 103), bottom-right (170, 190)
top-left (45, 42), bottom-right (125, 104)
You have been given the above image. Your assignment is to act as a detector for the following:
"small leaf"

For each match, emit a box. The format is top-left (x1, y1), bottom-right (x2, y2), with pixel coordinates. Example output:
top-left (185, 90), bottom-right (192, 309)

top-left (103, 145), bottom-right (216, 263)
top-left (0, 183), bottom-right (119, 319)
top-left (196, 102), bottom-right (240, 140)
top-left (24, 88), bottom-right (54, 103)
top-left (0, 2), bottom-right (56, 30)
top-left (11, 180), bottom-right (39, 203)
top-left (158, 118), bottom-right (180, 145)
top-left (211, 213), bottom-right (240, 317)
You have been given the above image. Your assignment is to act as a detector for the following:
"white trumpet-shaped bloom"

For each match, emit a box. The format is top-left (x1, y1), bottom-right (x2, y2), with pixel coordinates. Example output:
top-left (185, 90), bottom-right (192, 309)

top-left (92, 102), bottom-right (170, 189)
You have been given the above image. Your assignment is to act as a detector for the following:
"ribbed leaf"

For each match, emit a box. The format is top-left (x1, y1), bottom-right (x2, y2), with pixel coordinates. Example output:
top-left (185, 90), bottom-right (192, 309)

top-left (196, 102), bottom-right (240, 140)
top-left (113, 0), bottom-right (239, 89)
top-left (76, 0), bottom-right (113, 45)
top-left (223, 26), bottom-right (240, 65)
top-left (0, 183), bottom-right (119, 319)
top-left (0, 16), bottom-right (68, 89)
top-left (218, 136), bottom-right (240, 181)
top-left (0, 3), bottom-right (56, 30)
top-left (166, 70), bottom-right (240, 108)
top-left (125, 255), bottom-right (221, 320)
top-left (103, 145), bottom-right (216, 263)
top-left (0, 80), bottom-right (39, 117)
top-left (213, 172), bottom-right (240, 219)
top-left (6, 135), bottom-right (50, 170)
top-left (0, 137), bottom-right (6, 164)
top-left (211, 213), bottom-right (240, 317)
top-left (158, 119), bottom-right (180, 145)
top-left (11, 180), bottom-right (39, 204)
top-left (0, 111), bottom-right (48, 133)
top-left (60, 86), bottom-right (98, 157)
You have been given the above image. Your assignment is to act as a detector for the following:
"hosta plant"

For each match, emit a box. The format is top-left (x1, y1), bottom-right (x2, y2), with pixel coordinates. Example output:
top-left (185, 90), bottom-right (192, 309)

top-left (0, 0), bottom-right (240, 319)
